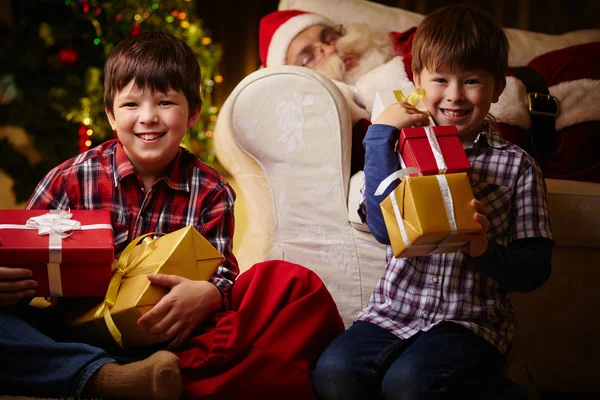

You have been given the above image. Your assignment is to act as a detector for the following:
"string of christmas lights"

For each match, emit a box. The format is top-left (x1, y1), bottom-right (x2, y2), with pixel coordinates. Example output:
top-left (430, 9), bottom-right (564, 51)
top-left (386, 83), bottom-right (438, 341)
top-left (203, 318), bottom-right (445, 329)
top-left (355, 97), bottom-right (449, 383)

top-left (62, 0), bottom-right (223, 162)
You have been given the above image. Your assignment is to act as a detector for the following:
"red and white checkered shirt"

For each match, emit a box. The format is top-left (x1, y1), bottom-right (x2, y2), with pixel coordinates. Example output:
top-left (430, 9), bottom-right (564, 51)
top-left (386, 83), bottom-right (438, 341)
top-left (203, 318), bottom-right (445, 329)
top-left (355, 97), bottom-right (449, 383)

top-left (358, 125), bottom-right (554, 352)
top-left (26, 139), bottom-right (239, 305)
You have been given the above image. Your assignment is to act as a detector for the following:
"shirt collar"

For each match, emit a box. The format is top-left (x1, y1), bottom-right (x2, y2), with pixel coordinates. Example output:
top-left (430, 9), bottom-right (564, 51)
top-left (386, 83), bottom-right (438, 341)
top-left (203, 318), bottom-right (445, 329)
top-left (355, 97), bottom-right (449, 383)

top-left (469, 123), bottom-right (510, 152)
top-left (112, 141), bottom-right (190, 192)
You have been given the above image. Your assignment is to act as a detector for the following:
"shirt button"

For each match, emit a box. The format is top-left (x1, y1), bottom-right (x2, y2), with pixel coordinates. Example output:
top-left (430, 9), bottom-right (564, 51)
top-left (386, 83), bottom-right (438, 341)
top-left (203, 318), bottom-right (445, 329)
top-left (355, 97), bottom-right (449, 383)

top-left (422, 313), bottom-right (429, 319)
top-left (432, 277), bottom-right (439, 283)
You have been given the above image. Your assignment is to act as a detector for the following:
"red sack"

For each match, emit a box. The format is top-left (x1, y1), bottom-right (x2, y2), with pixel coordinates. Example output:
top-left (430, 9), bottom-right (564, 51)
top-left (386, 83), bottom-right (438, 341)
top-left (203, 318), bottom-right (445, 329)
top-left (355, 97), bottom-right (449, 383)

top-left (177, 260), bottom-right (345, 400)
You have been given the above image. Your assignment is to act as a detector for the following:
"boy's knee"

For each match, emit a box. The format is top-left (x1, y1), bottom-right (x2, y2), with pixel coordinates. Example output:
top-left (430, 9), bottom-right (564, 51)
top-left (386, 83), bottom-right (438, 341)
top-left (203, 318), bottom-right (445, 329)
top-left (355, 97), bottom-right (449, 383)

top-left (313, 345), bottom-right (353, 381)
top-left (382, 365), bottom-right (448, 400)
top-left (381, 363), bottom-right (419, 398)
top-left (312, 345), bottom-right (359, 398)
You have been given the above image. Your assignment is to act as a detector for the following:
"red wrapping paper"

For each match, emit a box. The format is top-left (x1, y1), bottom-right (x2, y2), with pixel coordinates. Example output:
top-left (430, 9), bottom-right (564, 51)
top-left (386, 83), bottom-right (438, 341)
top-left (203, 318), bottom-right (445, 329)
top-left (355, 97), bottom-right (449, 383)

top-left (399, 125), bottom-right (472, 176)
top-left (0, 209), bottom-right (114, 297)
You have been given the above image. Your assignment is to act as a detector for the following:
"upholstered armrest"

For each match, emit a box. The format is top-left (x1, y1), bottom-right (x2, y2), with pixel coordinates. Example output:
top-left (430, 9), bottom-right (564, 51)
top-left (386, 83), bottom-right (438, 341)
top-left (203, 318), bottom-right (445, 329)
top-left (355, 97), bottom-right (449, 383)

top-left (214, 66), bottom-right (387, 326)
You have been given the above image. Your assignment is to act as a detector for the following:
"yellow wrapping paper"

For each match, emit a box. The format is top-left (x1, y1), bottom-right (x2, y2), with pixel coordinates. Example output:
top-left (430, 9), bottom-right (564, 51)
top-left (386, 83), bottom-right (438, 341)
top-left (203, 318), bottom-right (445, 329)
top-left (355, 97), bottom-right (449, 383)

top-left (380, 172), bottom-right (482, 258)
top-left (69, 225), bottom-right (224, 348)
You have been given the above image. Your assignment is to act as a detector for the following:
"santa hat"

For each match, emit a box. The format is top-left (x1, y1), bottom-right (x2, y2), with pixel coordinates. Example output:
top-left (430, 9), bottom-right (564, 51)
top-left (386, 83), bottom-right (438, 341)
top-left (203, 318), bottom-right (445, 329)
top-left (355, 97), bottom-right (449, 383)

top-left (259, 10), bottom-right (334, 68)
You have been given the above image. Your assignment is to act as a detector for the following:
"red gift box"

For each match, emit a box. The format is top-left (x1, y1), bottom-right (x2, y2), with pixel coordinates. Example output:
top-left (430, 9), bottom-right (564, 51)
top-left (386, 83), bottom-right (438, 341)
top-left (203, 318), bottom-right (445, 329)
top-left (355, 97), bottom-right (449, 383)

top-left (399, 126), bottom-right (472, 176)
top-left (0, 209), bottom-right (114, 297)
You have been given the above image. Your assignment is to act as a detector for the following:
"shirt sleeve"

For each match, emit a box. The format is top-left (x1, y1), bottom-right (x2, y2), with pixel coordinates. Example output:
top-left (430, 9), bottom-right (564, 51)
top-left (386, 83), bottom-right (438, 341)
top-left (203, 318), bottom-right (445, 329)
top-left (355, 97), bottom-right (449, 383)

top-left (468, 237), bottom-right (553, 293)
top-left (199, 181), bottom-right (239, 310)
top-left (25, 166), bottom-right (70, 210)
top-left (469, 156), bottom-right (554, 293)
top-left (360, 124), bottom-right (402, 244)
top-left (510, 159), bottom-right (554, 241)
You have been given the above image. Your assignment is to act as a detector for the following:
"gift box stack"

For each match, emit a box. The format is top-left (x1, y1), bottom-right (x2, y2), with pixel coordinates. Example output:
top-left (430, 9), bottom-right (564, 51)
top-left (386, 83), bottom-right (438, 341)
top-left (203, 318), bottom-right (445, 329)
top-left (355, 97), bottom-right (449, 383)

top-left (0, 209), bottom-right (114, 297)
top-left (371, 90), bottom-right (482, 258)
top-left (69, 225), bottom-right (224, 348)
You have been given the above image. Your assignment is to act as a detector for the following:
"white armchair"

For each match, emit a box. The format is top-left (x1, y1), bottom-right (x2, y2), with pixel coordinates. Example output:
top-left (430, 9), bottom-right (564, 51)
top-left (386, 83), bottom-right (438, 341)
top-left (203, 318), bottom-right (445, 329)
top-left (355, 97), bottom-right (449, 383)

top-left (214, 0), bottom-right (600, 396)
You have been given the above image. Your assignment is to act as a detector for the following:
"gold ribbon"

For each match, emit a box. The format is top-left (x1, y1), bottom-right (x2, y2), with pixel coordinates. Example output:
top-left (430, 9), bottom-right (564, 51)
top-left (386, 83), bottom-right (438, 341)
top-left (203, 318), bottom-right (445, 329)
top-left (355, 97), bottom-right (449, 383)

top-left (94, 233), bottom-right (158, 347)
top-left (393, 88), bottom-right (427, 112)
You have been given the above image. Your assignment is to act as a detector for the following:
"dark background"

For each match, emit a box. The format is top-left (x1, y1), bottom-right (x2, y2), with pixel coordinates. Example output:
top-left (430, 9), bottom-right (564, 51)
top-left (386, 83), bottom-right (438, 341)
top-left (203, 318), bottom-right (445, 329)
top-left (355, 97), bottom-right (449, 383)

top-left (193, 0), bottom-right (599, 106)
top-left (1, 0), bottom-right (598, 108)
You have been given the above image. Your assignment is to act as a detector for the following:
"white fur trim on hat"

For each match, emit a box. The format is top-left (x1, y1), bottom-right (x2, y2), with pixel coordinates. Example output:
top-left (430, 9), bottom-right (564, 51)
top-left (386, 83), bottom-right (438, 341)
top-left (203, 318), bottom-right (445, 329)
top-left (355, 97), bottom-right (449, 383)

top-left (266, 13), bottom-right (334, 68)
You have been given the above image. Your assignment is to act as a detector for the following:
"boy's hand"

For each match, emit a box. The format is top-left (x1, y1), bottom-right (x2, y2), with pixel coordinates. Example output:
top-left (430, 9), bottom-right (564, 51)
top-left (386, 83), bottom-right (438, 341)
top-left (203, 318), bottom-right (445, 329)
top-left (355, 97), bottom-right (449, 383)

top-left (137, 274), bottom-right (222, 350)
top-left (0, 266), bottom-right (37, 307)
top-left (461, 199), bottom-right (489, 258)
top-left (373, 101), bottom-right (430, 130)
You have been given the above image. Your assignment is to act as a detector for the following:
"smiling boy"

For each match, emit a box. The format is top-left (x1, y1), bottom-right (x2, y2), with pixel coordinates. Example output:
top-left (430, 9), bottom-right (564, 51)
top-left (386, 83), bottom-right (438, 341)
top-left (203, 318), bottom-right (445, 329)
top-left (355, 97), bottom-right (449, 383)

top-left (312, 5), bottom-right (554, 399)
top-left (0, 31), bottom-right (237, 399)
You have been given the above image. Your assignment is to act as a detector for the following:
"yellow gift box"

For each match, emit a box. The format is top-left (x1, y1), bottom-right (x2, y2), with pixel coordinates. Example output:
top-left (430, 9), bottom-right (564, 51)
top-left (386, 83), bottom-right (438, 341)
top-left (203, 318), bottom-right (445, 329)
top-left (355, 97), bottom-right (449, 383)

top-left (380, 172), bottom-right (482, 258)
top-left (69, 225), bottom-right (224, 348)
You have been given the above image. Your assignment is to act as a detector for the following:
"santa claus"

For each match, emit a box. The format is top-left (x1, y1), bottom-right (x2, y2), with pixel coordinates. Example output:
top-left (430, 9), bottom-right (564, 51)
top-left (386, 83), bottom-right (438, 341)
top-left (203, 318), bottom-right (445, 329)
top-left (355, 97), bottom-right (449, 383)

top-left (259, 9), bottom-right (600, 182)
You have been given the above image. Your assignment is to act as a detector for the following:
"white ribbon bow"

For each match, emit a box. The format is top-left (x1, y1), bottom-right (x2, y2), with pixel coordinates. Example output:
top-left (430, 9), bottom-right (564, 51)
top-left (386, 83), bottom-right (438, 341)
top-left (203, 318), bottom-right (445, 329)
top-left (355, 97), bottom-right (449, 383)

top-left (26, 210), bottom-right (81, 238)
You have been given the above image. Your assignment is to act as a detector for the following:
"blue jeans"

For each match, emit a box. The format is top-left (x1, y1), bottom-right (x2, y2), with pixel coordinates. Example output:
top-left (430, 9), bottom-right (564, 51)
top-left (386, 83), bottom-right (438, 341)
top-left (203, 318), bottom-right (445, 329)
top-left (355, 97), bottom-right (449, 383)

top-left (312, 320), bottom-right (526, 400)
top-left (0, 303), bottom-right (153, 397)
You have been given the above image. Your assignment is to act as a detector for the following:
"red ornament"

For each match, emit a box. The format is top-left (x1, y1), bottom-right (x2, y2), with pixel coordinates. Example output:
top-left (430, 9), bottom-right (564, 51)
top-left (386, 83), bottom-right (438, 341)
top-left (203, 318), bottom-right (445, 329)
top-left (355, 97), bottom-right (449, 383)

top-left (131, 23), bottom-right (141, 36)
top-left (58, 47), bottom-right (79, 66)
top-left (78, 123), bottom-right (90, 153)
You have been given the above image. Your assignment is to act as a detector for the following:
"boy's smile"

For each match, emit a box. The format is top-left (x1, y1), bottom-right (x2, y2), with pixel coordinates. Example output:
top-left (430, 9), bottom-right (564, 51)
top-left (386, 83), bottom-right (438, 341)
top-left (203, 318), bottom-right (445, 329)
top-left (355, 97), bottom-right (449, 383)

top-left (105, 80), bottom-right (199, 182)
top-left (414, 67), bottom-right (505, 147)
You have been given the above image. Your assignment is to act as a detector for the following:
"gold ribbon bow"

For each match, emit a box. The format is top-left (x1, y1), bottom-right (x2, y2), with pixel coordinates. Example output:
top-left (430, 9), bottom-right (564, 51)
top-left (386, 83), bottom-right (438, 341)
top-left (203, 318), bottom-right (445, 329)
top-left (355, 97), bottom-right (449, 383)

top-left (94, 233), bottom-right (158, 347)
top-left (393, 88), bottom-right (428, 114)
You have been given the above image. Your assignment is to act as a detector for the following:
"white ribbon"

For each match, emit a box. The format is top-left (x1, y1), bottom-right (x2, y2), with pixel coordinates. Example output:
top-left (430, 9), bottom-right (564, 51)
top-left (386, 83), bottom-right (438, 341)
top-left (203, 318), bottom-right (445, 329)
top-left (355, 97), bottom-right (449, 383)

top-left (374, 168), bottom-right (421, 196)
top-left (396, 126), bottom-right (448, 174)
top-left (424, 126), bottom-right (447, 174)
top-left (0, 210), bottom-right (113, 296)
top-left (377, 173), bottom-right (461, 257)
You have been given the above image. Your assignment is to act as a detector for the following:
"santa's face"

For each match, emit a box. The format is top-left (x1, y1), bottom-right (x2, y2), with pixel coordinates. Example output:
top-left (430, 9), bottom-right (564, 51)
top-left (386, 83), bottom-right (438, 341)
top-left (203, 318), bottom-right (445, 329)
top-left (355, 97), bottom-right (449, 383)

top-left (286, 24), bottom-right (393, 84)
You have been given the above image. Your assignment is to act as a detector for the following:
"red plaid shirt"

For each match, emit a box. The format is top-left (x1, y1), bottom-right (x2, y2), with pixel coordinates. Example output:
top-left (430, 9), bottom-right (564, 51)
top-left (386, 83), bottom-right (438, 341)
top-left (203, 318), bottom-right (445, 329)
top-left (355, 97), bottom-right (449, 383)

top-left (26, 139), bottom-right (239, 305)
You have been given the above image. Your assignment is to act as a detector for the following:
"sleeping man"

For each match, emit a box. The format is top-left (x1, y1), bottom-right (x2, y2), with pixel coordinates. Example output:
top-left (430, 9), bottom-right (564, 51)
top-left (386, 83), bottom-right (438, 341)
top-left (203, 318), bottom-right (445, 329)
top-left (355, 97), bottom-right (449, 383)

top-left (259, 9), bottom-right (600, 181)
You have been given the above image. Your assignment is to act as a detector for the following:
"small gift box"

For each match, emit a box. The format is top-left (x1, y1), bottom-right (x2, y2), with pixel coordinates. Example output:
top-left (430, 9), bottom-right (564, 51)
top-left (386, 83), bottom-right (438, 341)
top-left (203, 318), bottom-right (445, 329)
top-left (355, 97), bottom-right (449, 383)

top-left (378, 172), bottom-right (482, 258)
top-left (399, 125), bottom-right (472, 176)
top-left (371, 89), bottom-right (471, 176)
top-left (69, 225), bottom-right (224, 348)
top-left (0, 209), bottom-right (114, 297)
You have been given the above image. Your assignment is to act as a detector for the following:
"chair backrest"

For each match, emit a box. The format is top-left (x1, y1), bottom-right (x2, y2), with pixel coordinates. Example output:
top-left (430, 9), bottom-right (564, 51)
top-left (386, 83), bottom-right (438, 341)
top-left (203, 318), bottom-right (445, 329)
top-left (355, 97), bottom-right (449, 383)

top-left (214, 66), bottom-right (387, 326)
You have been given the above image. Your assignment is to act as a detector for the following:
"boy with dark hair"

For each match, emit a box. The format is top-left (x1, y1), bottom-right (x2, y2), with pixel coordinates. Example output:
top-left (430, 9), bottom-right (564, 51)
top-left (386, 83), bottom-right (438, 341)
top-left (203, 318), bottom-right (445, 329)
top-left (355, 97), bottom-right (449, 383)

top-left (0, 31), bottom-right (343, 400)
top-left (0, 31), bottom-right (233, 400)
top-left (312, 5), bottom-right (554, 399)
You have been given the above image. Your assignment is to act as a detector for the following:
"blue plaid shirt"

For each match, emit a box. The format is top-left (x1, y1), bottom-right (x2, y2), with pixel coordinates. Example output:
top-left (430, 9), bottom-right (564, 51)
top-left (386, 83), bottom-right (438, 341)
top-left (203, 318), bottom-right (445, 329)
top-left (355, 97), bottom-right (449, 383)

top-left (359, 123), bottom-right (554, 352)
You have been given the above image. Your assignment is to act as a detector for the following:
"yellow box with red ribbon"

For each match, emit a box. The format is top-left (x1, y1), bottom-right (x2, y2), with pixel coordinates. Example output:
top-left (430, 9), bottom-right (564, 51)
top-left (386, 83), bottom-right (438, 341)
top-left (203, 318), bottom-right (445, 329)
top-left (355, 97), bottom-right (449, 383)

top-left (69, 225), bottom-right (224, 348)
top-left (379, 172), bottom-right (482, 258)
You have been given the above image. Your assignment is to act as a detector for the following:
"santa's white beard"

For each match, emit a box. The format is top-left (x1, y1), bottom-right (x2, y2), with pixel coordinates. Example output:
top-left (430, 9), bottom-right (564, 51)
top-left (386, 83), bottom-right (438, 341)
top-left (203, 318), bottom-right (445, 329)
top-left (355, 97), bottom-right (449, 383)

top-left (314, 24), bottom-right (395, 85)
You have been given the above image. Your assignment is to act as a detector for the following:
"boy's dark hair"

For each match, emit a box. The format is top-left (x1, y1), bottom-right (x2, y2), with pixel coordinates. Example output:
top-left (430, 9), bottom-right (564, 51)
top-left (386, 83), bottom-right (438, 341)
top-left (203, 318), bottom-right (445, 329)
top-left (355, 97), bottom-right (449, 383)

top-left (104, 31), bottom-right (202, 113)
top-left (411, 4), bottom-right (509, 82)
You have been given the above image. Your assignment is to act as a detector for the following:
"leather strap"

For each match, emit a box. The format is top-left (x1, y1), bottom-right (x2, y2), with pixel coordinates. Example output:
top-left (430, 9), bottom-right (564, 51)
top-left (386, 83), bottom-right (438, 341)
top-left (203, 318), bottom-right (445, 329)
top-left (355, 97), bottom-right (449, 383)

top-left (511, 67), bottom-right (559, 169)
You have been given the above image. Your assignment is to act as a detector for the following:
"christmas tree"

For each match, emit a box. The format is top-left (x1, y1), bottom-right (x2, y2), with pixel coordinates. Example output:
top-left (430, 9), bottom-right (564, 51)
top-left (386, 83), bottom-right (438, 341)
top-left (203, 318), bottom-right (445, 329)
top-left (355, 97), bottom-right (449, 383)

top-left (0, 0), bottom-right (223, 202)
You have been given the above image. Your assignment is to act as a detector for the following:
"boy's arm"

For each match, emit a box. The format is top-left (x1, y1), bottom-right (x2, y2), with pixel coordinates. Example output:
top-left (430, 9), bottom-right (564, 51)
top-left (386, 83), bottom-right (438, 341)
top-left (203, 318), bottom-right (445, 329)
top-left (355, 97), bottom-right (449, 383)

top-left (469, 161), bottom-right (554, 293)
top-left (199, 182), bottom-right (239, 309)
top-left (362, 124), bottom-right (402, 244)
top-left (468, 237), bottom-right (553, 293)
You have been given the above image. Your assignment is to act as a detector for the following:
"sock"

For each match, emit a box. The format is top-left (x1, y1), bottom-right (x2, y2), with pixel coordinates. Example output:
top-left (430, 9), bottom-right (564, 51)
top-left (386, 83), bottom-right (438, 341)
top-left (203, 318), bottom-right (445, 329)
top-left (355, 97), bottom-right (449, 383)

top-left (83, 350), bottom-right (183, 400)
